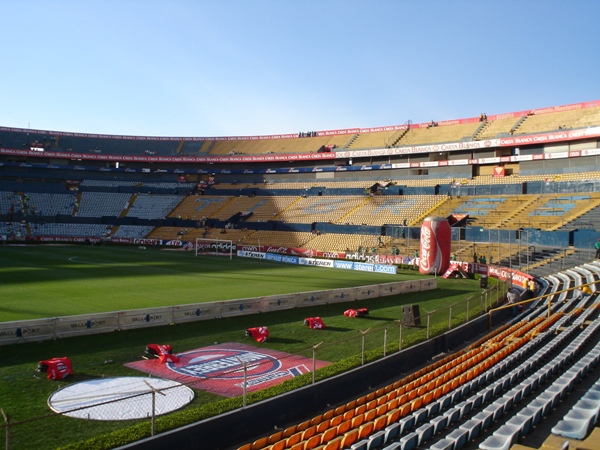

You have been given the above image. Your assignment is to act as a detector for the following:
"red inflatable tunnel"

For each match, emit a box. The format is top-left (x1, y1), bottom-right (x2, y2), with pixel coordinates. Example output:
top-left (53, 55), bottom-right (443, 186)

top-left (344, 308), bottom-right (369, 318)
top-left (304, 317), bottom-right (326, 329)
top-left (146, 344), bottom-right (180, 363)
top-left (246, 326), bottom-right (269, 342)
top-left (37, 357), bottom-right (73, 380)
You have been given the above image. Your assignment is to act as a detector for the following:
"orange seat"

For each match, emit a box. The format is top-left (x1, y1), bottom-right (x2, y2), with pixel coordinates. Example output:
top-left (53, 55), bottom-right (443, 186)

top-left (289, 442), bottom-right (305, 450)
top-left (310, 414), bottom-right (323, 427)
top-left (330, 414), bottom-right (343, 427)
top-left (302, 425), bottom-right (317, 441)
top-left (366, 400), bottom-right (378, 411)
top-left (397, 393), bottom-right (409, 406)
top-left (355, 404), bottom-right (367, 416)
top-left (346, 399), bottom-right (356, 410)
top-left (283, 425), bottom-right (297, 438)
top-left (321, 426), bottom-right (338, 443)
top-left (399, 403), bottom-right (411, 417)
top-left (358, 421), bottom-right (375, 439)
top-left (355, 395), bottom-right (367, 406)
top-left (422, 391), bottom-right (433, 405)
top-left (337, 419), bottom-right (352, 435)
top-left (268, 431), bottom-right (283, 444)
top-left (322, 409), bottom-right (335, 420)
top-left (238, 444), bottom-right (252, 450)
top-left (374, 415), bottom-right (387, 431)
top-left (410, 397), bottom-right (423, 412)
top-left (286, 432), bottom-right (303, 448)
top-left (386, 390), bottom-right (398, 401)
top-left (351, 413), bottom-right (365, 429)
top-left (269, 441), bottom-right (286, 450)
top-left (377, 395), bottom-right (387, 406)
top-left (297, 420), bottom-right (311, 432)
top-left (376, 404), bottom-right (388, 417)
top-left (333, 405), bottom-right (345, 416)
top-left (323, 437), bottom-right (342, 450)
top-left (365, 409), bottom-right (377, 422)
top-left (316, 419), bottom-right (330, 433)
top-left (305, 434), bottom-right (321, 450)
top-left (387, 409), bottom-right (401, 425)
top-left (252, 437), bottom-right (269, 449)
top-left (387, 398), bottom-right (399, 411)
top-left (340, 429), bottom-right (359, 448)
top-left (343, 408), bottom-right (355, 421)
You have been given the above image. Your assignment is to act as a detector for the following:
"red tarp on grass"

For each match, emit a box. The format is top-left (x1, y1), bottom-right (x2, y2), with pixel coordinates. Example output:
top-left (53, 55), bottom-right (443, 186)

top-left (124, 342), bottom-right (330, 397)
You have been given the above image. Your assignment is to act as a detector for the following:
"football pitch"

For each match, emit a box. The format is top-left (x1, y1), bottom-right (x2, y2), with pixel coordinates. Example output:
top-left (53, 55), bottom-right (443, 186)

top-left (0, 244), bottom-right (485, 450)
top-left (0, 244), bottom-right (422, 322)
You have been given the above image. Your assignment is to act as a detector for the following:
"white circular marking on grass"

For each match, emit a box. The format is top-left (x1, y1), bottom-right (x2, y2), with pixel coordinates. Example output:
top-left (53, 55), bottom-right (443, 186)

top-left (48, 377), bottom-right (194, 421)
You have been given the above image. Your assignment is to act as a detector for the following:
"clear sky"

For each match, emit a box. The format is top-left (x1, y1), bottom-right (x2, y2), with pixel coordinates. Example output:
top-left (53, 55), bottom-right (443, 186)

top-left (2, 0), bottom-right (599, 138)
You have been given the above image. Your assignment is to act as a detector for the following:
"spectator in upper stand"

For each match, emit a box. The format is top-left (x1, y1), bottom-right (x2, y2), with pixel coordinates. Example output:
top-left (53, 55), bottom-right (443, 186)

top-left (473, 252), bottom-right (478, 264)
top-left (595, 238), bottom-right (600, 259)
top-left (506, 288), bottom-right (519, 317)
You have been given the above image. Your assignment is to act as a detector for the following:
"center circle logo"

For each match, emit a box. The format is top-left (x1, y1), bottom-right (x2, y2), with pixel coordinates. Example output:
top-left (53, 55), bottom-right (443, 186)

top-left (167, 348), bottom-right (281, 380)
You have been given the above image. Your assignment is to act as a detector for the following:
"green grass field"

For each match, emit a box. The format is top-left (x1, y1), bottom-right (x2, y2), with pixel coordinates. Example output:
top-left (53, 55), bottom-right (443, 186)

top-left (0, 244), bottom-right (487, 449)
top-left (0, 245), bottom-right (427, 321)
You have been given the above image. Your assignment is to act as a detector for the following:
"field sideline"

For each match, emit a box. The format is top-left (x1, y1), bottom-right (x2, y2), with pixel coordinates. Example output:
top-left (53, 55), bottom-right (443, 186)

top-left (0, 244), bottom-right (429, 322)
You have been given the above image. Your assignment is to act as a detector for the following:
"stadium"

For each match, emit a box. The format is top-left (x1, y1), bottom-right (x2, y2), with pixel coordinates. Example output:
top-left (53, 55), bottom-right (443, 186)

top-left (1, 100), bottom-right (600, 450)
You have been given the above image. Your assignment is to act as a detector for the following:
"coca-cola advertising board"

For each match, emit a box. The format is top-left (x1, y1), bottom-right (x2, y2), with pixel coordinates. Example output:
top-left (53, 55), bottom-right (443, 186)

top-left (419, 217), bottom-right (451, 275)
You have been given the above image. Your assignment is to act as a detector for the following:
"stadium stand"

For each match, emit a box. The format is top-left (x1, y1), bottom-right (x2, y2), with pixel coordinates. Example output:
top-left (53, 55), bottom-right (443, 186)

top-left (2, 100), bottom-right (600, 448)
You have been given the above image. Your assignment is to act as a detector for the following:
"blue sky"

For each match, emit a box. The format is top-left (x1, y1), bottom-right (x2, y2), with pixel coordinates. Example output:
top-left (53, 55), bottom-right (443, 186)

top-left (1, 0), bottom-right (599, 138)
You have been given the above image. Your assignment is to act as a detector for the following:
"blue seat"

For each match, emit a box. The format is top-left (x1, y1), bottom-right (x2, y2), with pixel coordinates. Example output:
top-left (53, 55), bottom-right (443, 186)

top-left (507, 413), bottom-right (533, 436)
top-left (351, 440), bottom-right (369, 450)
top-left (443, 406), bottom-right (460, 425)
top-left (459, 418), bottom-right (483, 441)
top-left (491, 381), bottom-right (504, 397)
top-left (428, 438), bottom-right (454, 450)
top-left (480, 387), bottom-right (494, 404)
top-left (381, 442), bottom-right (401, 450)
top-left (398, 431), bottom-right (418, 450)
top-left (479, 424), bottom-right (521, 450)
top-left (551, 407), bottom-right (599, 440)
top-left (398, 415), bottom-right (415, 434)
top-left (529, 396), bottom-right (553, 418)
top-left (456, 399), bottom-right (473, 419)
top-left (483, 400), bottom-right (505, 422)
top-left (439, 394), bottom-right (452, 410)
top-left (430, 415), bottom-right (448, 434)
top-left (506, 387), bottom-right (523, 404)
top-left (445, 428), bottom-right (469, 449)
top-left (472, 410), bottom-right (494, 431)
top-left (426, 399), bottom-right (441, 417)
top-left (517, 404), bottom-right (543, 427)
top-left (412, 408), bottom-right (428, 426)
top-left (383, 422), bottom-right (401, 443)
top-left (367, 430), bottom-right (385, 450)
top-left (518, 379), bottom-right (532, 398)
top-left (415, 423), bottom-right (433, 445)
